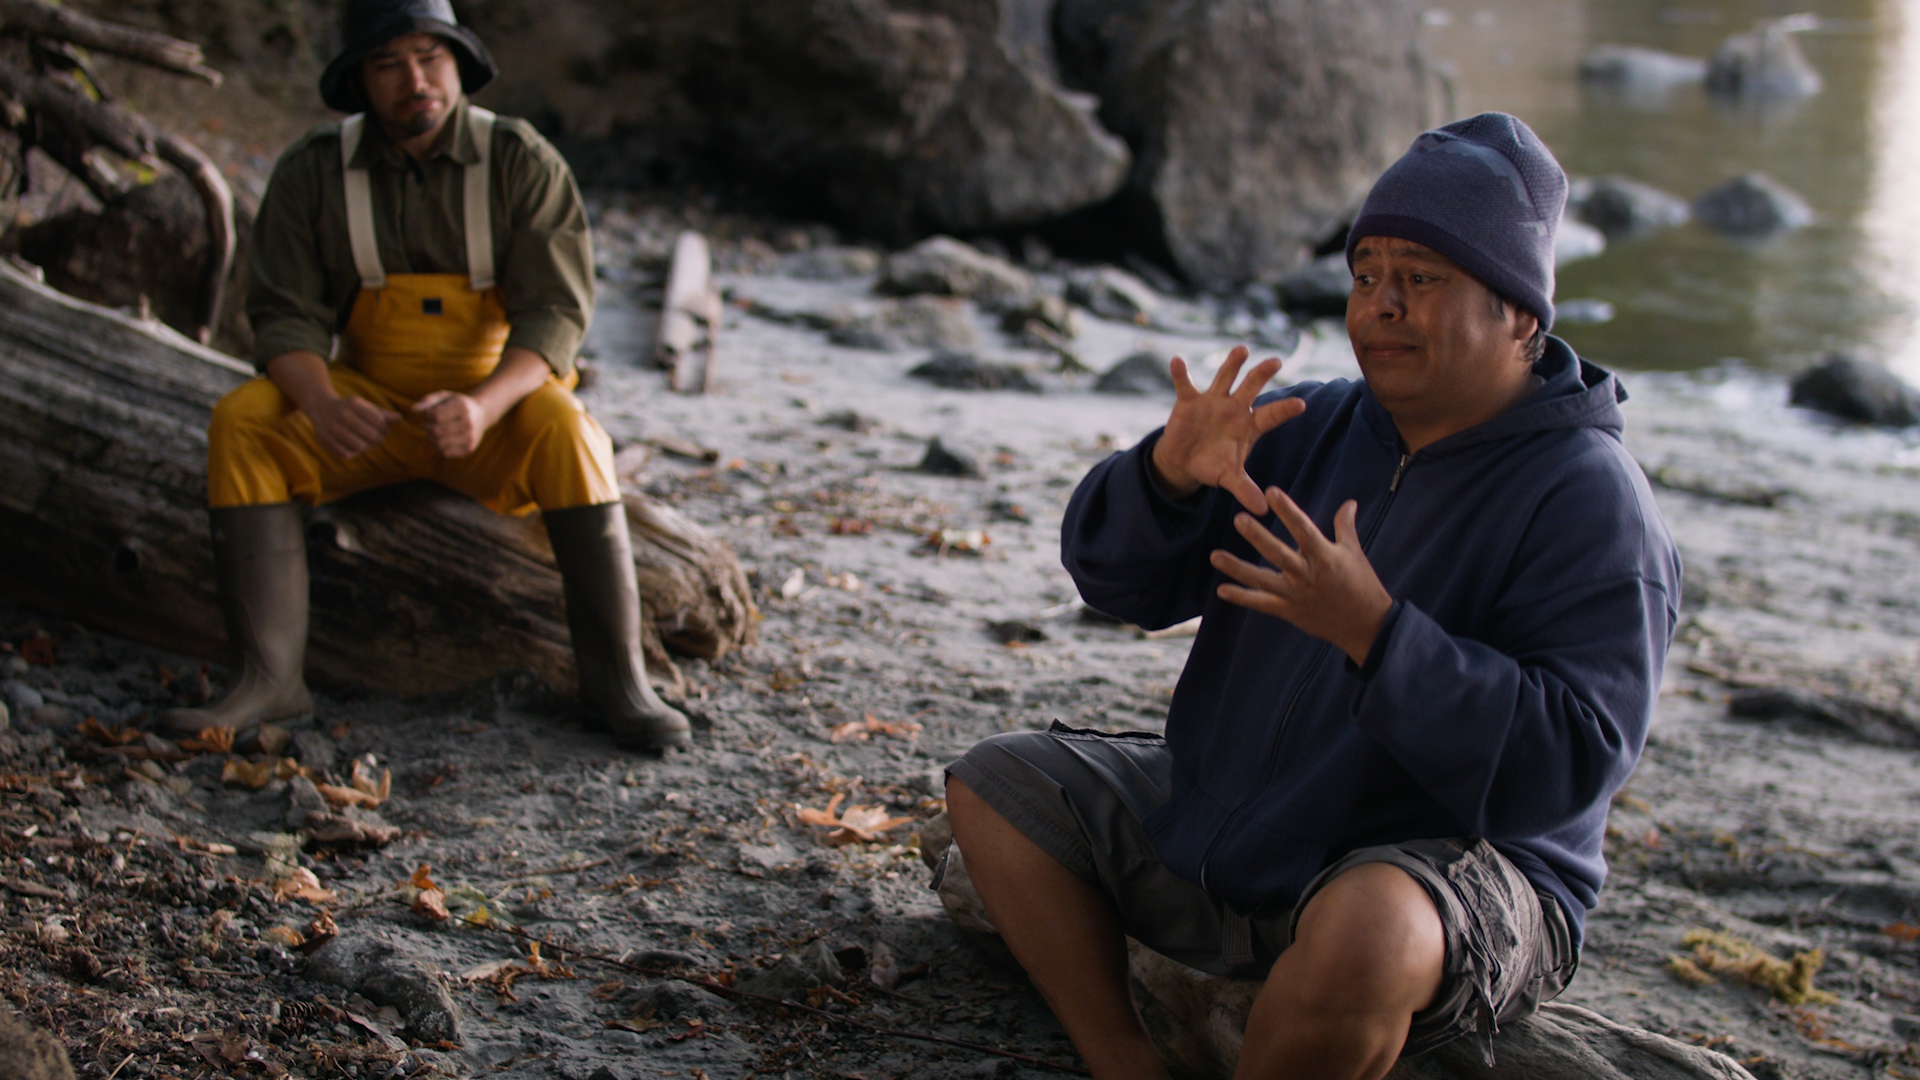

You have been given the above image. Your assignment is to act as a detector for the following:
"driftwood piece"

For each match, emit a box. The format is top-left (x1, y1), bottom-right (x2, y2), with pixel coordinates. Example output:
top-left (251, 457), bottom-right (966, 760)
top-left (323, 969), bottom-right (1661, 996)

top-left (0, 0), bottom-right (221, 84)
top-left (658, 230), bottom-right (721, 393)
top-left (146, 129), bottom-right (234, 343)
top-left (0, 259), bottom-right (755, 699)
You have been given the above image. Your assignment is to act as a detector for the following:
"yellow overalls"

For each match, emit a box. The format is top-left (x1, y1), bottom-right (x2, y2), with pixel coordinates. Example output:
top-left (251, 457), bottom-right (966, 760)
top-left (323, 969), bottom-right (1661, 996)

top-left (207, 108), bottom-right (617, 515)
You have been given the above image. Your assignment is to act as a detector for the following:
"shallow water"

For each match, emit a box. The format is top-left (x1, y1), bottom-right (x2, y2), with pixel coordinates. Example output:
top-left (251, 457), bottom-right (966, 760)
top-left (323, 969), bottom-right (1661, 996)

top-left (1421, 0), bottom-right (1920, 381)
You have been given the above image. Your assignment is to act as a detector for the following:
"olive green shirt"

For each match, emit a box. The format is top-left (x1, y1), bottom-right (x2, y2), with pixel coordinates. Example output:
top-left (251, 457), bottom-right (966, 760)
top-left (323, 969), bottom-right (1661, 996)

top-left (247, 99), bottom-right (593, 378)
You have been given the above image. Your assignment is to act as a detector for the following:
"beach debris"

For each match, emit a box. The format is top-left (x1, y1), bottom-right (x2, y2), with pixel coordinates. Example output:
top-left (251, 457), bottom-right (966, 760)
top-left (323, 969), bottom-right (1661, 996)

top-left (179, 725), bottom-right (234, 754)
top-left (1692, 173), bottom-right (1812, 236)
top-left (1670, 928), bottom-right (1835, 1005)
top-left (77, 718), bottom-right (144, 746)
top-left (828, 713), bottom-right (924, 743)
top-left (797, 793), bottom-right (914, 845)
top-left (301, 812), bottom-right (400, 847)
top-left (659, 231), bottom-right (723, 393)
top-left (316, 759), bottom-right (391, 810)
top-left (221, 757), bottom-right (311, 789)
top-left (463, 941), bottom-right (577, 1001)
top-left (998, 294), bottom-right (1081, 339)
top-left (645, 432), bottom-right (721, 462)
top-left (779, 569), bottom-right (808, 600)
top-left (819, 409), bottom-right (883, 434)
top-left (829, 296), bottom-right (980, 351)
top-left (263, 925), bottom-right (306, 949)
top-left (1066, 265), bottom-right (1160, 324)
top-left (917, 438), bottom-right (984, 478)
top-left (271, 866), bottom-right (337, 905)
top-left (908, 350), bottom-right (1041, 392)
top-left (925, 528), bottom-right (990, 555)
top-left (777, 245), bottom-right (881, 280)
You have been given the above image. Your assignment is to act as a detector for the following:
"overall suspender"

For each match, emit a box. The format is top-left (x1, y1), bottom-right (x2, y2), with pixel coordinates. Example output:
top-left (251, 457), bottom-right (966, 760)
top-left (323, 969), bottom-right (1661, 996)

top-left (338, 107), bottom-right (497, 291)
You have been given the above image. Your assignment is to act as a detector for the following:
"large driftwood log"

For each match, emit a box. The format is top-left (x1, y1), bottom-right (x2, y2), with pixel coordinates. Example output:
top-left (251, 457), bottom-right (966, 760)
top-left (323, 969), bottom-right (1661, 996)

top-left (0, 259), bottom-right (755, 699)
top-left (0, 0), bottom-right (221, 84)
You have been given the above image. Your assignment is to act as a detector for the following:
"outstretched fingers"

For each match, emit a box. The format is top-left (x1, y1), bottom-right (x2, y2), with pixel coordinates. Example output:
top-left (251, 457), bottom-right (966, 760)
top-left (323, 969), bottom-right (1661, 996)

top-left (1263, 485), bottom-right (1331, 554)
top-left (1206, 345), bottom-right (1252, 394)
top-left (1251, 396), bottom-right (1307, 436)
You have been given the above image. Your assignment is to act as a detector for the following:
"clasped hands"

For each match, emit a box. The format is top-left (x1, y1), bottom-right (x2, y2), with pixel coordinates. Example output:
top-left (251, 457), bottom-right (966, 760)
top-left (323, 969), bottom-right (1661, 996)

top-left (1149, 345), bottom-right (1394, 665)
top-left (306, 390), bottom-right (491, 459)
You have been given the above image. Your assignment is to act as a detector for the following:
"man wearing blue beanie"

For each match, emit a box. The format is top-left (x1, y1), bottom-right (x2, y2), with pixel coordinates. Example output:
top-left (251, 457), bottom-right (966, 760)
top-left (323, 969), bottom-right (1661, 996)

top-left (944, 112), bottom-right (1679, 1079)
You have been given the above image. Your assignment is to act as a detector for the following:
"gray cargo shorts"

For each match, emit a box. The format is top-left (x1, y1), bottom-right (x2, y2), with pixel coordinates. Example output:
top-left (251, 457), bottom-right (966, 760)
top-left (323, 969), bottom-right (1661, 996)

top-left (945, 723), bottom-right (1576, 1059)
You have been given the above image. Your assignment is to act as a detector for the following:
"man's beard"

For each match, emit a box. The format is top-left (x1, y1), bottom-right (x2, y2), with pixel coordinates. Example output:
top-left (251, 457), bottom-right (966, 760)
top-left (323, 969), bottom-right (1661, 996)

top-left (393, 95), bottom-right (444, 137)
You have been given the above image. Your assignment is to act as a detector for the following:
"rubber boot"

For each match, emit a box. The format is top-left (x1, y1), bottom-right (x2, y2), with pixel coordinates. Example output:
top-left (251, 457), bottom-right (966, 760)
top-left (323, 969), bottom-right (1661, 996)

top-left (543, 502), bottom-right (692, 750)
top-left (160, 503), bottom-right (314, 737)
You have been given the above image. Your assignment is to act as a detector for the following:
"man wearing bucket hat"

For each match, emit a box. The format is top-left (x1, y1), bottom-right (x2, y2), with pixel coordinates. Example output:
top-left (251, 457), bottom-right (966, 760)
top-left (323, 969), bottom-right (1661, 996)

top-left (942, 113), bottom-right (1680, 1077)
top-left (167, 0), bottom-right (691, 750)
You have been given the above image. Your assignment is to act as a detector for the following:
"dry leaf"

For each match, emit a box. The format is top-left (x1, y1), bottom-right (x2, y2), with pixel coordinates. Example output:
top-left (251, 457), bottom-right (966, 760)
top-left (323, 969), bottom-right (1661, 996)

top-left (1884, 922), bottom-right (1920, 942)
top-left (264, 926), bottom-right (306, 948)
top-left (221, 759), bottom-right (277, 789)
top-left (179, 726), bottom-right (235, 754)
top-left (318, 760), bottom-right (391, 809)
top-left (409, 864), bottom-right (439, 891)
top-left (271, 867), bottom-right (336, 905)
top-left (302, 910), bottom-right (338, 953)
top-left (413, 888), bottom-right (450, 921)
top-left (797, 793), bottom-right (913, 845)
top-left (77, 718), bottom-right (144, 747)
top-left (828, 714), bottom-right (923, 743)
top-left (303, 812), bottom-right (399, 846)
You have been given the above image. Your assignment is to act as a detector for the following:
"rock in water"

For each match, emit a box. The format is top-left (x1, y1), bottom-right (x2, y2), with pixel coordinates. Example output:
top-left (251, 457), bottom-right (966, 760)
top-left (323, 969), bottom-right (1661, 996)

top-left (1578, 45), bottom-right (1708, 93)
top-left (1554, 216), bottom-right (1606, 266)
top-left (644, 0), bottom-right (1129, 239)
top-left (1789, 353), bottom-right (1920, 428)
top-left (908, 350), bottom-right (1040, 392)
top-left (1095, 352), bottom-right (1177, 395)
top-left (1707, 18), bottom-right (1823, 100)
top-left (1571, 176), bottom-right (1691, 238)
top-left (1055, 0), bottom-right (1438, 287)
top-left (0, 1010), bottom-right (75, 1080)
top-left (878, 236), bottom-right (1035, 310)
top-left (1692, 174), bottom-right (1812, 236)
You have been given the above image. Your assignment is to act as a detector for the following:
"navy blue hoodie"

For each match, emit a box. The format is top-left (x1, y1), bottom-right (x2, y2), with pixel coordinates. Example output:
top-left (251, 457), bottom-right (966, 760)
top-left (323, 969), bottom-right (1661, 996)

top-left (1062, 338), bottom-right (1679, 949)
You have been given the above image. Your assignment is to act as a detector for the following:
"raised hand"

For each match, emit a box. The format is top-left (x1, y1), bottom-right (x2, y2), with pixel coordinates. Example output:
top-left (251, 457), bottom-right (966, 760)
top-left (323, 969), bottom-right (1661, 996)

top-left (1149, 345), bottom-right (1306, 514)
top-left (1210, 486), bottom-right (1394, 665)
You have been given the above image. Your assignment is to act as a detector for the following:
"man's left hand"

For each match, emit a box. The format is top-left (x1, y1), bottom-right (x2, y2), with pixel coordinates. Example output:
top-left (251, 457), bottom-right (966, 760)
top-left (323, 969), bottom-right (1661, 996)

top-left (412, 390), bottom-right (492, 458)
top-left (1211, 487), bottom-right (1394, 666)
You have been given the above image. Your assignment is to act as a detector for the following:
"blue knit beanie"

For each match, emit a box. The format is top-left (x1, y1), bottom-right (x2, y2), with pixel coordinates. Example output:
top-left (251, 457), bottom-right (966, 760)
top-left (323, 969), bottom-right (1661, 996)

top-left (1346, 112), bottom-right (1566, 330)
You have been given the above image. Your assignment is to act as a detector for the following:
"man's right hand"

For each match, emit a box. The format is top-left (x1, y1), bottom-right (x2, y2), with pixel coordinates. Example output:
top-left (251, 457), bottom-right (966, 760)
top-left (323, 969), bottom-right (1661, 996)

top-left (264, 350), bottom-right (399, 461)
top-left (306, 395), bottom-right (401, 460)
top-left (1150, 345), bottom-right (1307, 514)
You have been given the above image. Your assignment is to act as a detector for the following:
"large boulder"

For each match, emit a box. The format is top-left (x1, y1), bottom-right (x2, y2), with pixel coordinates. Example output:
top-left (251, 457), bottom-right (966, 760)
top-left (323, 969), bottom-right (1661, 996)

top-left (635, 0), bottom-right (1129, 239)
top-left (1789, 353), bottom-right (1920, 428)
top-left (1692, 173), bottom-right (1812, 236)
top-left (1055, 0), bottom-right (1439, 287)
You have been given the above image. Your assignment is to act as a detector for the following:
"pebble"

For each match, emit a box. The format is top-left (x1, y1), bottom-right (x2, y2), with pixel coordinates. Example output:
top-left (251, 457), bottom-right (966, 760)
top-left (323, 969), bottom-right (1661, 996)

top-left (907, 351), bottom-right (1040, 393)
top-left (917, 437), bottom-right (983, 478)
top-left (2, 680), bottom-right (44, 713)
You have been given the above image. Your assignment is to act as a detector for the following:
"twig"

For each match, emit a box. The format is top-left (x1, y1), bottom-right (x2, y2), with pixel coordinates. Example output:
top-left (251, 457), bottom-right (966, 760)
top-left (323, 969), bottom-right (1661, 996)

top-left (104, 1053), bottom-right (135, 1080)
top-left (473, 923), bottom-right (1088, 1075)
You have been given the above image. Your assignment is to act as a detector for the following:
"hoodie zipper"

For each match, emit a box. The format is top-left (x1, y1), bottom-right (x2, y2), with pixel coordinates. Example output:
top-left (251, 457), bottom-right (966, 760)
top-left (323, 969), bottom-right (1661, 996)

top-left (1196, 451), bottom-right (1413, 895)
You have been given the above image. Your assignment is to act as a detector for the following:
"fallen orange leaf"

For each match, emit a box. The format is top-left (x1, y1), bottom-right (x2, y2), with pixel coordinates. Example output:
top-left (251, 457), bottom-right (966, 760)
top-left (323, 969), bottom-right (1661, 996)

top-left (409, 864), bottom-right (439, 891)
top-left (77, 719), bottom-right (144, 747)
top-left (1883, 923), bottom-right (1920, 942)
top-left (263, 926), bottom-right (306, 948)
top-left (829, 714), bottom-right (924, 744)
top-left (221, 759), bottom-right (276, 789)
top-left (413, 888), bottom-right (450, 921)
top-left (271, 867), bottom-right (337, 905)
top-left (180, 726), bottom-right (235, 754)
top-left (797, 792), bottom-right (914, 845)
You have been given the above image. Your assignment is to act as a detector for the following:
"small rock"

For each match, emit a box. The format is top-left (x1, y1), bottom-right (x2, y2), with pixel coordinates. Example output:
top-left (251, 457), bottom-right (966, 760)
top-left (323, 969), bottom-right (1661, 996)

top-left (1572, 176), bottom-right (1691, 238)
top-left (969, 683), bottom-right (1015, 705)
top-left (998, 293), bottom-right (1082, 339)
top-left (1066, 265), bottom-right (1162, 323)
top-left (2, 656), bottom-right (27, 677)
top-left (819, 409), bottom-right (883, 434)
top-left (290, 730), bottom-right (336, 772)
top-left (917, 438), bottom-right (983, 478)
top-left (736, 953), bottom-right (825, 1001)
top-left (0, 1008), bottom-right (75, 1080)
top-left (306, 934), bottom-right (465, 1045)
top-left (2, 681), bottom-right (44, 714)
top-left (916, 811), bottom-right (955, 870)
top-left (1692, 173), bottom-right (1812, 236)
top-left (1578, 44), bottom-right (1708, 91)
top-left (985, 619), bottom-right (1048, 645)
top-left (828, 296), bottom-right (981, 351)
top-left (1555, 299), bottom-right (1616, 325)
top-left (1789, 353), bottom-right (1920, 427)
top-left (0, 701), bottom-right (9, 733)
top-left (254, 724), bottom-right (292, 757)
top-left (1707, 19), bottom-right (1822, 100)
top-left (285, 775), bottom-right (329, 829)
top-left (878, 236), bottom-right (1035, 311)
top-left (908, 350), bottom-right (1040, 392)
top-left (586, 1068), bottom-right (625, 1080)
top-left (777, 245), bottom-right (881, 280)
top-left (1555, 216), bottom-right (1606, 266)
top-left (1275, 253), bottom-right (1351, 316)
top-left (802, 938), bottom-right (845, 986)
top-left (1095, 351), bottom-right (1176, 396)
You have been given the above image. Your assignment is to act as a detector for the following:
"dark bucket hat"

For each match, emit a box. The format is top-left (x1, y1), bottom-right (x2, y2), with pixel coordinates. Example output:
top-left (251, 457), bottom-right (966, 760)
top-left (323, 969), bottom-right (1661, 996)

top-left (318, 0), bottom-right (497, 113)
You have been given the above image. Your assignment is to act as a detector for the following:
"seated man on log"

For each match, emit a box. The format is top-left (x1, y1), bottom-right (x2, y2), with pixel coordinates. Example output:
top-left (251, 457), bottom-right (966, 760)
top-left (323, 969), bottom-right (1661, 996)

top-left (163, 0), bottom-right (689, 749)
top-left (945, 113), bottom-right (1681, 1079)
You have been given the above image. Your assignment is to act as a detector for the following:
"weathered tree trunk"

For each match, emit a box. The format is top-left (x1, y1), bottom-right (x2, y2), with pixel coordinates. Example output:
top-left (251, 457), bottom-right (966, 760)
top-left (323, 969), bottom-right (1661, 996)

top-left (0, 259), bottom-right (756, 699)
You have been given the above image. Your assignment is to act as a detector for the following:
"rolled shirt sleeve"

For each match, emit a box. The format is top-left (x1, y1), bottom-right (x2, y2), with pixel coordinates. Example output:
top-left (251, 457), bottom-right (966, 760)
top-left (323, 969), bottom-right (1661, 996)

top-left (247, 132), bottom-right (344, 369)
top-left (495, 129), bottom-right (593, 378)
